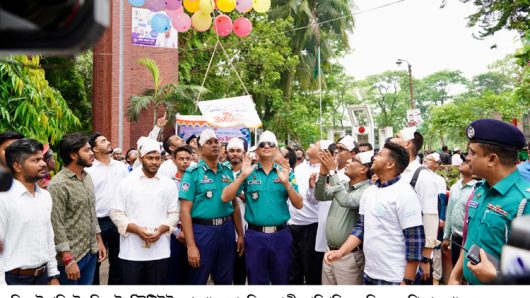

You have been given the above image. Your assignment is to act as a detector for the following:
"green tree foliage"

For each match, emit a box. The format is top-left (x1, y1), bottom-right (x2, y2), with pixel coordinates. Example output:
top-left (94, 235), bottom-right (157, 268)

top-left (42, 55), bottom-right (92, 132)
top-left (415, 70), bottom-right (468, 108)
top-left (469, 71), bottom-right (512, 94)
top-left (0, 56), bottom-right (80, 144)
top-left (322, 64), bottom-right (359, 129)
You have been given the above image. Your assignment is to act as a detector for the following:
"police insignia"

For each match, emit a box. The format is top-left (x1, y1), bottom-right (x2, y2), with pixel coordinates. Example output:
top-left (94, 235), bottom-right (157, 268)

top-left (468, 200), bottom-right (479, 208)
top-left (251, 192), bottom-right (259, 200)
top-left (206, 190), bottom-right (213, 199)
top-left (467, 125), bottom-right (475, 139)
top-left (182, 182), bottom-right (190, 191)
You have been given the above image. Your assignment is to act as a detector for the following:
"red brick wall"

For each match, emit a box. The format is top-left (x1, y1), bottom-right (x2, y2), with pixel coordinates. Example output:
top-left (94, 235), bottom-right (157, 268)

top-left (93, 1), bottom-right (179, 150)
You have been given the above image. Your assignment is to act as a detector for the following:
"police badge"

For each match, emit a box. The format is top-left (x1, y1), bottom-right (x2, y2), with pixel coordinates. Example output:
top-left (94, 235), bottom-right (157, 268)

top-left (206, 190), bottom-right (213, 199)
top-left (467, 125), bottom-right (475, 139)
top-left (251, 192), bottom-right (259, 200)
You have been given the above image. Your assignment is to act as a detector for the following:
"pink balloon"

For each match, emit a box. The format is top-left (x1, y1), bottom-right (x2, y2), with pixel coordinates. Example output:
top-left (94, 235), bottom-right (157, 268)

top-left (145, 0), bottom-right (166, 11)
top-left (172, 12), bottom-right (192, 32)
top-left (214, 15), bottom-right (233, 37)
top-left (236, 0), bottom-right (252, 13)
top-left (165, 0), bottom-right (182, 10)
top-left (233, 17), bottom-right (252, 37)
top-left (165, 6), bottom-right (184, 19)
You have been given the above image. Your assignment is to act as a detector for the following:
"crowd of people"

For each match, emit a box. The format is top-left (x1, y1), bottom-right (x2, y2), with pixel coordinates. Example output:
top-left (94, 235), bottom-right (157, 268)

top-left (0, 117), bottom-right (529, 286)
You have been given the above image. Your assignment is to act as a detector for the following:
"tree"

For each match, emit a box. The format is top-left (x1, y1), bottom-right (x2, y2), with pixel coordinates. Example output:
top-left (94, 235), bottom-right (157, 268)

top-left (321, 64), bottom-right (358, 129)
top-left (415, 69), bottom-right (468, 108)
top-left (127, 58), bottom-right (206, 126)
top-left (0, 56), bottom-right (80, 144)
top-left (469, 71), bottom-right (512, 95)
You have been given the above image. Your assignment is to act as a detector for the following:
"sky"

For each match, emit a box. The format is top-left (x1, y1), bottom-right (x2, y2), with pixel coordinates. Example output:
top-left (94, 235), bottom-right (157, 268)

top-left (339, 0), bottom-right (521, 80)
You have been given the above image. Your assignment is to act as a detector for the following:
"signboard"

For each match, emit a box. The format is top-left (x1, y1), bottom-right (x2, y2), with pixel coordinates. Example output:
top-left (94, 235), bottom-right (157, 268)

top-left (175, 114), bottom-right (252, 149)
top-left (197, 95), bottom-right (262, 128)
top-left (132, 8), bottom-right (178, 49)
top-left (406, 108), bottom-right (423, 127)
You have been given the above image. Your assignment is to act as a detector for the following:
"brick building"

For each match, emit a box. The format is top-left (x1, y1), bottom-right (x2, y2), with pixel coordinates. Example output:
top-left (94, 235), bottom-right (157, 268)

top-left (93, 2), bottom-right (178, 150)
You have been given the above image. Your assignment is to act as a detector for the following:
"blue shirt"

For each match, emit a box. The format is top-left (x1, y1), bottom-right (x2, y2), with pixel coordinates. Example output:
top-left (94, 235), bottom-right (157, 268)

top-left (517, 161), bottom-right (530, 182)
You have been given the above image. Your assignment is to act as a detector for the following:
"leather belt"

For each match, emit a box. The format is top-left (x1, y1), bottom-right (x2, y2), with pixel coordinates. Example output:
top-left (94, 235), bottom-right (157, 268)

top-left (8, 265), bottom-right (47, 277)
top-left (329, 245), bottom-right (363, 252)
top-left (192, 216), bottom-right (232, 226)
top-left (248, 223), bottom-right (287, 233)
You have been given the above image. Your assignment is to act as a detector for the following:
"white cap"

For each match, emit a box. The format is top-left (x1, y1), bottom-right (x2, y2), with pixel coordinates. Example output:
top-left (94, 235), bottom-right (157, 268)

top-left (319, 140), bottom-right (332, 151)
top-left (454, 147), bottom-right (460, 152)
top-left (113, 147), bottom-right (122, 153)
top-left (338, 135), bottom-right (355, 151)
top-left (138, 139), bottom-right (161, 157)
top-left (249, 145), bottom-right (257, 152)
top-left (428, 152), bottom-right (441, 162)
top-left (227, 137), bottom-right (244, 151)
top-left (400, 127), bottom-right (417, 142)
top-left (198, 129), bottom-right (217, 147)
top-left (357, 150), bottom-right (374, 164)
top-left (258, 131), bottom-right (278, 147)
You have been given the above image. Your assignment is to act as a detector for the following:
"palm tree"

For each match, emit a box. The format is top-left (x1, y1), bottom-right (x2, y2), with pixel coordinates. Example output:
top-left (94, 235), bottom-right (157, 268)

top-left (270, 0), bottom-right (355, 100)
top-left (127, 58), bottom-right (207, 127)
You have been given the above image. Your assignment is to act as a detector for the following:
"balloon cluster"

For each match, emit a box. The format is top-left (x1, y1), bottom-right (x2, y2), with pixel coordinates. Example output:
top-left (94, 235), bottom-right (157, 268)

top-left (128, 0), bottom-right (271, 37)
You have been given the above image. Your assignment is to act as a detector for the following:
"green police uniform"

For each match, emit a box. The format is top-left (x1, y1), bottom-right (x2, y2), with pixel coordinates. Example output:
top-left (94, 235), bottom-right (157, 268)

top-left (463, 170), bottom-right (530, 284)
top-left (179, 159), bottom-right (235, 219)
top-left (239, 162), bottom-right (299, 226)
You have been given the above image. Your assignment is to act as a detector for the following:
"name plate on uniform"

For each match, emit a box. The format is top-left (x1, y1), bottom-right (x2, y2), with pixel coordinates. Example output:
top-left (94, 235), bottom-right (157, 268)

top-left (200, 179), bottom-right (213, 184)
top-left (248, 180), bottom-right (262, 185)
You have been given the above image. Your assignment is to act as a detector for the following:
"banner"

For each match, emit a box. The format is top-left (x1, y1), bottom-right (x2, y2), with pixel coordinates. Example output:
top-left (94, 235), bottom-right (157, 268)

top-left (132, 8), bottom-right (178, 49)
top-left (197, 95), bottom-right (262, 128)
top-left (406, 108), bottom-right (423, 127)
top-left (175, 114), bottom-right (252, 149)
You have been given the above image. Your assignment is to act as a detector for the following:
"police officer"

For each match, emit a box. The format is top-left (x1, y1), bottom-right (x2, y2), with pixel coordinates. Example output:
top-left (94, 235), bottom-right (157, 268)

top-left (179, 129), bottom-right (244, 285)
top-left (448, 119), bottom-right (530, 285)
top-left (222, 131), bottom-right (303, 285)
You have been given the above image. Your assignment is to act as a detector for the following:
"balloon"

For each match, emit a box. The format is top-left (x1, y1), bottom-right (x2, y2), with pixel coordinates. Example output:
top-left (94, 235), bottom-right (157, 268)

top-left (214, 15), bottom-right (233, 37)
top-left (150, 13), bottom-right (172, 32)
top-left (165, 6), bottom-right (184, 20)
top-left (191, 11), bottom-right (212, 32)
top-left (145, 0), bottom-right (166, 11)
top-left (233, 17), bottom-right (252, 37)
top-left (217, 0), bottom-right (236, 12)
top-left (252, 0), bottom-right (270, 13)
top-left (128, 0), bottom-right (145, 6)
top-left (165, 0), bottom-right (182, 10)
top-left (183, 0), bottom-right (200, 12)
top-left (199, 0), bottom-right (215, 14)
top-left (150, 30), bottom-right (159, 38)
top-left (172, 12), bottom-right (192, 32)
top-left (236, 0), bottom-right (252, 13)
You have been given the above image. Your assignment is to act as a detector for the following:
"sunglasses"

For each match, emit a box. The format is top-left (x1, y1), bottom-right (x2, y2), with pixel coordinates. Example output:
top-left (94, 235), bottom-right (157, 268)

top-left (336, 146), bottom-right (349, 152)
top-left (258, 142), bottom-right (276, 148)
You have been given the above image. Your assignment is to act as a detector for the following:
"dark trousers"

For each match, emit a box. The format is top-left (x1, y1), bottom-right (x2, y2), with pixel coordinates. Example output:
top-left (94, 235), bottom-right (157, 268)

top-left (166, 235), bottom-right (189, 285)
top-left (188, 221), bottom-right (235, 285)
top-left (120, 258), bottom-right (169, 285)
top-left (59, 253), bottom-right (97, 285)
top-left (451, 234), bottom-right (463, 267)
top-left (233, 242), bottom-right (247, 285)
top-left (5, 268), bottom-right (48, 285)
top-left (288, 222), bottom-right (323, 285)
top-left (245, 227), bottom-right (292, 285)
top-left (93, 216), bottom-right (121, 285)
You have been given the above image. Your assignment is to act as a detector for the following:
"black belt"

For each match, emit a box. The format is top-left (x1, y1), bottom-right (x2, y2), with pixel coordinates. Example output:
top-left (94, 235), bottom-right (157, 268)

top-left (329, 244), bottom-right (363, 252)
top-left (192, 216), bottom-right (232, 226)
top-left (451, 234), bottom-right (463, 246)
top-left (8, 265), bottom-right (47, 277)
top-left (248, 223), bottom-right (287, 233)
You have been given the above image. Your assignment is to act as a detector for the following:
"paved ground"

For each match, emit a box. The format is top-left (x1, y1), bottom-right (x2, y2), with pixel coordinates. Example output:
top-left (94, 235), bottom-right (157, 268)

top-left (99, 258), bottom-right (109, 285)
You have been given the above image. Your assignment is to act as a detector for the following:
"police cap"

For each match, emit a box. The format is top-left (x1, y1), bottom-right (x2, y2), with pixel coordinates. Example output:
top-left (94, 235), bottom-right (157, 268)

top-left (466, 118), bottom-right (526, 149)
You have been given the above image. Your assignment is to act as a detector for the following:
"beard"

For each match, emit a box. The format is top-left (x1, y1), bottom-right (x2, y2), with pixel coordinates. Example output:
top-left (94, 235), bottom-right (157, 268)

top-left (77, 156), bottom-right (92, 168)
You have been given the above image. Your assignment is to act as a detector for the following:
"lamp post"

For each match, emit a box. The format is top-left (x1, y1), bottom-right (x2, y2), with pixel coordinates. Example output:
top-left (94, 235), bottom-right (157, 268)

top-left (396, 58), bottom-right (414, 109)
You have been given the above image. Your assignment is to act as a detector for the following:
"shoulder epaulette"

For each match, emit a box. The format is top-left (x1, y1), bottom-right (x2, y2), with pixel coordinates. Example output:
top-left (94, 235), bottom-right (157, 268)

top-left (185, 164), bottom-right (200, 173)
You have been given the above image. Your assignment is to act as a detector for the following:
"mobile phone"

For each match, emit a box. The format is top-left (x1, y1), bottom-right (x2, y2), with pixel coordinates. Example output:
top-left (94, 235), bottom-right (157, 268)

top-left (466, 244), bottom-right (500, 269)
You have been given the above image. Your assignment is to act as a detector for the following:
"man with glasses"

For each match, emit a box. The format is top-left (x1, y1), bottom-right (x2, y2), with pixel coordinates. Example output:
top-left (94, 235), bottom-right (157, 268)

top-left (334, 136), bottom-right (358, 182)
top-left (179, 129), bottom-right (244, 285)
top-left (222, 131), bottom-right (303, 285)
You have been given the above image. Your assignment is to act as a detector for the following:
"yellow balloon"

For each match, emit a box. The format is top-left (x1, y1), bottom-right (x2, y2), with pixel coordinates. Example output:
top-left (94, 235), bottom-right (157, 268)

top-left (191, 11), bottom-right (212, 32)
top-left (252, 0), bottom-right (270, 13)
top-left (184, 0), bottom-right (200, 13)
top-left (199, 0), bottom-right (215, 14)
top-left (217, 0), bottom-right (236, 13)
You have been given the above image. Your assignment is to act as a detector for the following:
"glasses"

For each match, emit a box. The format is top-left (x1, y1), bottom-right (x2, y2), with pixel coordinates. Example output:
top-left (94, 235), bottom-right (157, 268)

top-left (258, 142), bottom-right (276, 148)
top-left (336, 146), bottom-right (349, 152)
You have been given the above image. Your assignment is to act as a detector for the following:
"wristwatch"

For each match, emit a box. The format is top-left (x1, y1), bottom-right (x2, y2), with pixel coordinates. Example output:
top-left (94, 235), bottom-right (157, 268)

top-left (328, 170), bottom-right (336, 176)
top-left (402, 278), bottom-right (415, 285)
top-left (48, 275), bottom-right (60, 281)
top-left (421, 256), bottom-right (432, 263)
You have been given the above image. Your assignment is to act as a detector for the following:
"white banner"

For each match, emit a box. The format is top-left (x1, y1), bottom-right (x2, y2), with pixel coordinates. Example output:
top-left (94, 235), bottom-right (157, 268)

top-left (406, 108), bottom-right (423, 127)
top-left (197, 95), bottom-right (262, 128)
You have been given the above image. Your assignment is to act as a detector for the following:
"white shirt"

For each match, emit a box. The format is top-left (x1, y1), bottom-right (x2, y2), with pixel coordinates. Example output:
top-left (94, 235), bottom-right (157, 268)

top-left (400, 158), bottom-right (439, 215)
top-left (433, 172), bottom-right (447, 196)
top-left (85, 158), bottom-right (129, 217)
top-left (158, 159), bottom-right (177, 179)
top-left (111, 170), bottom-right (179, 261)
top-left (289, 161), bottom-right (320, 225)
top-left (360, 178), bottom-right (423, 283)
top-left (0, 180), bottom-right (59, 285)
top-left (452, 154), bottom-right (463, 165)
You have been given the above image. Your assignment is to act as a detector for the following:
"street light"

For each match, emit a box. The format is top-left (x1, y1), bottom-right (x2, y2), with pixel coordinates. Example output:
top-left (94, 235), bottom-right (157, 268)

top-left (396, 58), bottom-right (415, 109)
